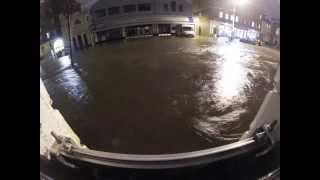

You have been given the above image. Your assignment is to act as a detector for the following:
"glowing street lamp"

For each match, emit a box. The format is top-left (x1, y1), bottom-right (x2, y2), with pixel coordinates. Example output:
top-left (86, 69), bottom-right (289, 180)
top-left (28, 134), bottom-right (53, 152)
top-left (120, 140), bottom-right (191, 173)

top-left (235, 0), bottom-right (249, 6)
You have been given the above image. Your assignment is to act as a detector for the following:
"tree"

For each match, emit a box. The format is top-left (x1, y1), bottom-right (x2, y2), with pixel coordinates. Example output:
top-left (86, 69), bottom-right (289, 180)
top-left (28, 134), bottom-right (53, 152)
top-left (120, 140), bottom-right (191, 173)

top-left (42, 0), bottom-right (81, 66)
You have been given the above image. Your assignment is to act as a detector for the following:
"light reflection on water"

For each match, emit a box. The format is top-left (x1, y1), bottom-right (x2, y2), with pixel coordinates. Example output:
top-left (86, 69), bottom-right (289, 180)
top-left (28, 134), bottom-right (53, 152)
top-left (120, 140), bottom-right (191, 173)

top-left (58, 69), bottom-right (90, 103)
top-left (193, 42), bottom-right (254, 142)
top-left (42, 38), bottom-right (278, 153)
top-left (43, 56), bottom-right (91, 104)
top-left (58, 55), bottom-right (72, 68)
top-left (214, 42), bottom-right (249, 106)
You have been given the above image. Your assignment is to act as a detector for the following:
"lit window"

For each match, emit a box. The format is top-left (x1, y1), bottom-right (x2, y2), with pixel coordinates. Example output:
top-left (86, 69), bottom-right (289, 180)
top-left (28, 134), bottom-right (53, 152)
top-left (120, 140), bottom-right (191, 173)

top-left (251, 21), bottom-right (255, 27)
top-left (219, 11), bottom-right (223, 18)
top-left (225, 13), bottom-right (229, 20)
top-left (260, 15), bottom-right (262, 19)
top-left (258, 24), bottom-right (261, 29)
top-left (235, 16), bottom-right (239, 22)
top-left (230, 15), bottom-right (234, 21)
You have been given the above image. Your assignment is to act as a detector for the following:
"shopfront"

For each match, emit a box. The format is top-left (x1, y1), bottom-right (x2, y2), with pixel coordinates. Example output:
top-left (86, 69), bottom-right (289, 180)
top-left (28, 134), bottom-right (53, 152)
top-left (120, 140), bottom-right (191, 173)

top-left (217, 22), bottom-right (259, 41)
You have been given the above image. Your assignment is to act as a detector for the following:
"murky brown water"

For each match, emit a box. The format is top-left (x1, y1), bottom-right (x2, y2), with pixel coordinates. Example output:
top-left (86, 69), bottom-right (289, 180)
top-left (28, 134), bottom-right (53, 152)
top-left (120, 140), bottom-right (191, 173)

top-left (40, 37), bottom-right (279, 154)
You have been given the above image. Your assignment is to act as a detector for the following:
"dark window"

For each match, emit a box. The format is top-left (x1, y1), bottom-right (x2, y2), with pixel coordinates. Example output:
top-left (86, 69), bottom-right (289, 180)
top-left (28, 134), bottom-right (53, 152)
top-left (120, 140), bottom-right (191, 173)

top-left (138, 3), bottom-right (151, 11)
top-left (183, 27), bottom-right (193, 31)
top-left (163, 4), bottom-right (168, 12)
top-left (171, 1), bottom-right (176, 12)
top-left (83, 34), bottom-right (89, 47)
top-left (179, 4), bottom-right (183, 12)
top-left (108, 7), bottom-right (120, 15)
top-left (123, 4), bottom-right (136, 13)
top-left (74, 19), bottom-right (81, 25)
top-left (72, 37), bottom-right (78, 49)
top-left (95, 9), bottom-right (106, 17)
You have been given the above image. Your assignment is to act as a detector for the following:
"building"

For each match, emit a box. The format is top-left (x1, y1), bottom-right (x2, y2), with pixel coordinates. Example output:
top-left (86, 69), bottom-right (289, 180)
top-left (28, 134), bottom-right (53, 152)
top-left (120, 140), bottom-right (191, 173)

top-left (89, 0), bottom-right (195, 43)
top-left (40, 0), bottom-right (61, 43)
top-left (270, 18), bottom-right (280, 47)
top-left (59, 7), bottom-right (95, 50)
top-left (260, 14), bottom-right (272, 44)
top-left (193, 0), bottom-right (262, 42)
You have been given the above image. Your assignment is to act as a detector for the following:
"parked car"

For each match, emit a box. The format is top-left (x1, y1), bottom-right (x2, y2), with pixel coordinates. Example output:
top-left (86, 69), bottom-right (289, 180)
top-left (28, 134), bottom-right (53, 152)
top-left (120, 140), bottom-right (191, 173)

top-left (181, 26), bottom-right (195, 37)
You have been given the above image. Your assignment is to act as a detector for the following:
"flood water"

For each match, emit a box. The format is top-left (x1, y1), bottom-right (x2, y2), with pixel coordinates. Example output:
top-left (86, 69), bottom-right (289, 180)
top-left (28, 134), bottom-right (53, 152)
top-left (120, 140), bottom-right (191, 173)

top-left (40, 37), bottom-right (279, 154)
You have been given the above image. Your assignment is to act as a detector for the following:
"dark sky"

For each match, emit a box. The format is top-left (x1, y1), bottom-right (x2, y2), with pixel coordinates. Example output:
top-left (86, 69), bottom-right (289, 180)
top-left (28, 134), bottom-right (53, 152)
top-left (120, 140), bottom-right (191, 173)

top-left (262, 0), bottom-right (280, 19)
top-left (78, 0), bottom-right (279, 19)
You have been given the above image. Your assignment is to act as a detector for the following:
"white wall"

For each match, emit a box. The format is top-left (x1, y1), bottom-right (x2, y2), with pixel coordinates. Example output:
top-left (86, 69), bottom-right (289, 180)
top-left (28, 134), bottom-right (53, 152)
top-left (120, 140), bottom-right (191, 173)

top-left (90, 0), bottom-right (193, 32)
top-left (60, 10), bottom-right (94, 49)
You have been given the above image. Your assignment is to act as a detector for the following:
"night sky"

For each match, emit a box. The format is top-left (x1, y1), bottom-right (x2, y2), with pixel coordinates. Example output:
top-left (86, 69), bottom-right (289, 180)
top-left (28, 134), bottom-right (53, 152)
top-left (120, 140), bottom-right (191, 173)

top-left (264, 0), bottom-right (280, 19)
top-left (78, 0), bottom-right (279, 19)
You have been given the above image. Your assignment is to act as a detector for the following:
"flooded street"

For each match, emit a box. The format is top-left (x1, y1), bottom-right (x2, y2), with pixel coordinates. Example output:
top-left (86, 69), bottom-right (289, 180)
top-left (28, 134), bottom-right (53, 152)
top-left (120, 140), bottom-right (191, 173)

top-left (40, 37), bottom-right (279, 154)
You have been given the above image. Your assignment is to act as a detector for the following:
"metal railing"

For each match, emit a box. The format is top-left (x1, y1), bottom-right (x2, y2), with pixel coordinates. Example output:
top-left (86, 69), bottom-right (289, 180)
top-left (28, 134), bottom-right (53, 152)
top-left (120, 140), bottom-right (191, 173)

top-left (52, 130), bottom-right (271, 169)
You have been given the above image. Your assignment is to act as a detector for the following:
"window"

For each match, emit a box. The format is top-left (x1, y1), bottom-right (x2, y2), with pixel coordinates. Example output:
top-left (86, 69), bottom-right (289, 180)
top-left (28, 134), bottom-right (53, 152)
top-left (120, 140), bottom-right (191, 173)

top-left (163, 4), bottom-right (169, 12)
top-left (179, 5), bottom-right (183, 12)
top-left (219, 11), bottom-right (223, 18)
top-left (138, 3), bottom-right (151, 11)
top-left (171, 1), bottom-right (176, 12)
top-left (230, 15), bottom-right (234, 21)
top-left (251, 21), bottom-right (255, 27)
top-left (123, 4), bottom-right (136, 13)
top-left (258, 24), bottom-right (261, 29)
top-left (95, 9), bottom-right (106, 17)
top-left (225, 13), bottom-right (229, 20)
top-left (86, 16), bottom-right (89, 22)
top-left (182, 26), bottom-right (193, 31)
top-left (235, 16), bottom-right (239, 22)
top-left (108, 7), bottom-right (120, 15)
top-left (74, 19), bottom-right (81, 25)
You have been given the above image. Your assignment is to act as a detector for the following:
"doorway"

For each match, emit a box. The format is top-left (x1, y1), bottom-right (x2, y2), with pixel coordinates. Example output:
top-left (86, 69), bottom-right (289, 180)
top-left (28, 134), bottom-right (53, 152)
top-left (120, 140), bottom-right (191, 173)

top-left (83, 34), bottom-right (89, 48)
top-left (77, 35), bottom-right (84, 49)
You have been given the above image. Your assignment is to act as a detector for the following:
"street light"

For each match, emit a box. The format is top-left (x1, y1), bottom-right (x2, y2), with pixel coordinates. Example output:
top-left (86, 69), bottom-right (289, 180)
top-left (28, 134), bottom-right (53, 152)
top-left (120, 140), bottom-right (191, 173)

top-left (231, 0), bottom-right (249, 40)
top-left (235, 0), bottom-right (249, 6)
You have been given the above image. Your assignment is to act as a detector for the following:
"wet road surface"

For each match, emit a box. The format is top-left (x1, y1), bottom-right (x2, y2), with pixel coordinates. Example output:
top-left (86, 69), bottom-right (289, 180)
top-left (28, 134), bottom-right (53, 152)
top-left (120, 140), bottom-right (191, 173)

top-left (40, 37), bottom-right (279, 154)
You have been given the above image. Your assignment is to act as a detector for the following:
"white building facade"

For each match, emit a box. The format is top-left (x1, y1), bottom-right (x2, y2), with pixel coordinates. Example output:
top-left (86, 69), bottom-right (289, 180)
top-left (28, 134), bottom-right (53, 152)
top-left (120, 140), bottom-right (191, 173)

top-left (60, 8), bottom-right (95, 50)
top-left (89, 0), bottom-right (195, 43)
top-left (193, 0), bottom-right (262, 42)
